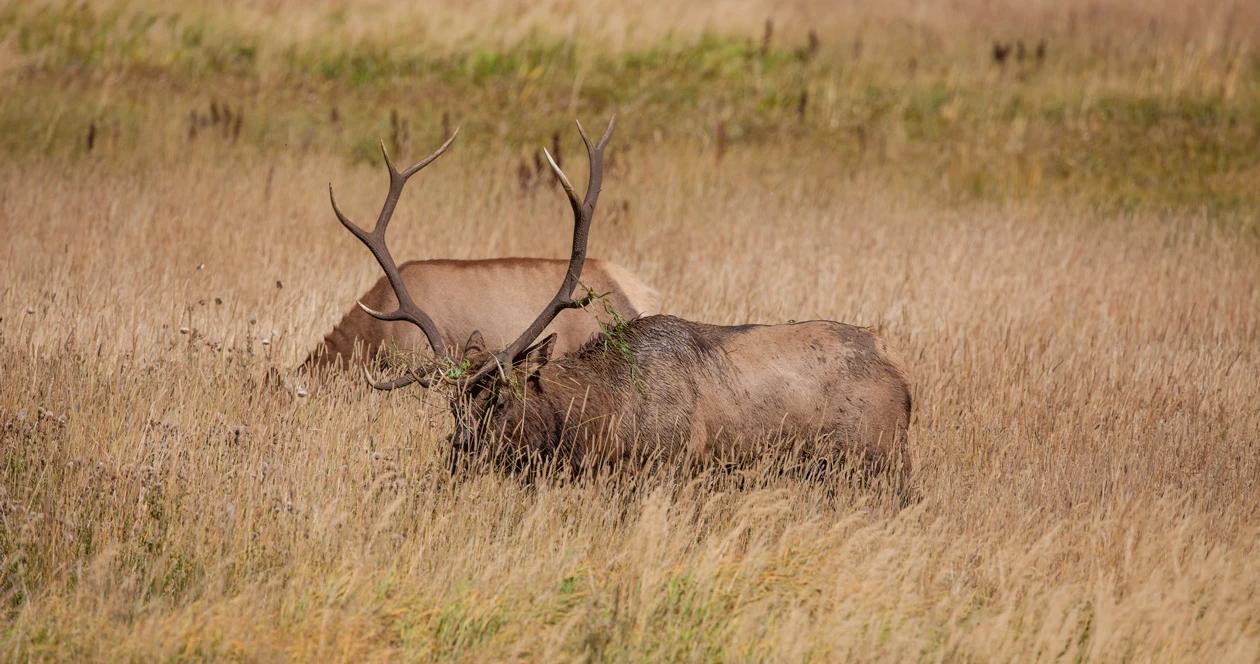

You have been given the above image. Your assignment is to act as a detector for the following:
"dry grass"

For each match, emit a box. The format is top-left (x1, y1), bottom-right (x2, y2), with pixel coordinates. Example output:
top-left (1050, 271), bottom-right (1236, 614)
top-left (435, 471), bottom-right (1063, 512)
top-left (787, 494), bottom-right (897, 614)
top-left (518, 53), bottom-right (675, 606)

top-left (3, 1), bottom-right (1260, 662)
top-left (3, 147), bottom-right (1258, 661)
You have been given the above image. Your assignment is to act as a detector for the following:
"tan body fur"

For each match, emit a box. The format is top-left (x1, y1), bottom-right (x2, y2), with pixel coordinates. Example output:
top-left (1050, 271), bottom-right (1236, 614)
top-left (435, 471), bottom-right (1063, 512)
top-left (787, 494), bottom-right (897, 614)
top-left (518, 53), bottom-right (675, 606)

top-left (305, 257), bottom-right (659, 369)
top-left (472, 315), bottom-right (912, 484)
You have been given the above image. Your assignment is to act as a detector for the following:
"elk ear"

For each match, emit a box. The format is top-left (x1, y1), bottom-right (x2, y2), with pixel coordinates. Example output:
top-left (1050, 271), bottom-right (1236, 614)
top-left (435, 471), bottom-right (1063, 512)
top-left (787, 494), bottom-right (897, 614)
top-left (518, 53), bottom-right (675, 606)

top-left (463, 330), bottom-right (487, 356)
top-left (521, 333), bottom-right (557, 377)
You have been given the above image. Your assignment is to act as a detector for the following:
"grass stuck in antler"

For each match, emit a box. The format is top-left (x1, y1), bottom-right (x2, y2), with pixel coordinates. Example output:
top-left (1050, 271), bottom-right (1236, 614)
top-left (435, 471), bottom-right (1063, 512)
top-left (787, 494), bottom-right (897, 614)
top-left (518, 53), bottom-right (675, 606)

top-left (373, 348), bottom-right (475, 385)
top-left (585, 286), bottom-right (648, 394)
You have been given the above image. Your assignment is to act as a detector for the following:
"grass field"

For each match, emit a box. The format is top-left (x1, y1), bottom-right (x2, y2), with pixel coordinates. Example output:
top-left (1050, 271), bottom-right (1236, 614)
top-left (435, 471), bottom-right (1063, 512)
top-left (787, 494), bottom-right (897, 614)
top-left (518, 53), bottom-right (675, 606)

top-left (2, 1), bottom-right (1259, 661)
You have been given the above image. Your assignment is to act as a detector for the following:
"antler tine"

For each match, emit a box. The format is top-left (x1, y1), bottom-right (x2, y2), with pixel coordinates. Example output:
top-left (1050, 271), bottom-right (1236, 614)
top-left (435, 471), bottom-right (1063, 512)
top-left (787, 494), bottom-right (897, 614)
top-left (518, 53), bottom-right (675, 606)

top-left (575, 120), bottom-right (594, 156)
top-left (543, 148), bottom-right (580, 214)
top-left (394, 129), bottom-right (460, 178)
top-left (374, 128), bottom-right (460, 234)
top-left (330, 128), bottom-right (460, 377)
top-left (461, 115), bottom-right (616, 389)
top-left (577, 115), bottom-right (617, 153)
top-left (574, 115), bottom-right (616, 210)
top-left (362, 365), bottom-right (434, 391)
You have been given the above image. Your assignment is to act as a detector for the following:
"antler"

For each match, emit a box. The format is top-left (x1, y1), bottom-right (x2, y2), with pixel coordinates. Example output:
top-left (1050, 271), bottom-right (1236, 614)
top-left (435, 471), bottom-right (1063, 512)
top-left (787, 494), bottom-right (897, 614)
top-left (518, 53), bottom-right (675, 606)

top-left (462, 115), bottom-right (615, 388)
top-left (329, 129), bottom-right (460, 389)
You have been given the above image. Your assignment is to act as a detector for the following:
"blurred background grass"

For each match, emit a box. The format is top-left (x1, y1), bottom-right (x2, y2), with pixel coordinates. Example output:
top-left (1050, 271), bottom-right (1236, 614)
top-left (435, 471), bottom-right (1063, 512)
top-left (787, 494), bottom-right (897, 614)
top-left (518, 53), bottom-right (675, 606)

top-left (3, 0), bottom-right (1258, 211)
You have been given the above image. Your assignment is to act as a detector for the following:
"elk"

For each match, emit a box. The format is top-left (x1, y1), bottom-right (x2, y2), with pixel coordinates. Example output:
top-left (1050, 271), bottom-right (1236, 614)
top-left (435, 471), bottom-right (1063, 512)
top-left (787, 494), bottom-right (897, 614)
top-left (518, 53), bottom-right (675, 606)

top-left (303, 258), bottom-right (657, 371)
top-left (304, 132), bottom-right (658, 373)
top-left (330, 117), bottom-right (913, 487)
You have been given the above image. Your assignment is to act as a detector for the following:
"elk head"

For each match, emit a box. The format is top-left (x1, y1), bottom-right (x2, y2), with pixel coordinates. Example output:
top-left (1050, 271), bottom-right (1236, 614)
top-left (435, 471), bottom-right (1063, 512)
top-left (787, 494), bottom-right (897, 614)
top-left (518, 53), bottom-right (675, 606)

top-left (329, 116), bottom-right (616, 455)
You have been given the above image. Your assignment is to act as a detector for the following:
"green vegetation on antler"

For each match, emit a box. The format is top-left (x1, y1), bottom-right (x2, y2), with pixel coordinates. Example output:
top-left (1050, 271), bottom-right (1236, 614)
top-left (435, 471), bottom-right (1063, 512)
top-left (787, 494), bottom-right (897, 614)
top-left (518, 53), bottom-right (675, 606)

top-left (575, 284), bottom-right (647, 394)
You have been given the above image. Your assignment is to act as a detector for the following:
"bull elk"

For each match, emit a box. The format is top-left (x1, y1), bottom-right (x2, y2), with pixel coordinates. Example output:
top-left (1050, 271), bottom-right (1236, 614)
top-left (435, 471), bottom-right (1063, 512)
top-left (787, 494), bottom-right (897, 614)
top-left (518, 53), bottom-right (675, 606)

top-left (304, 131), bottom-right (657, 372)
top-left (330, 116), bottom-right (913, 487)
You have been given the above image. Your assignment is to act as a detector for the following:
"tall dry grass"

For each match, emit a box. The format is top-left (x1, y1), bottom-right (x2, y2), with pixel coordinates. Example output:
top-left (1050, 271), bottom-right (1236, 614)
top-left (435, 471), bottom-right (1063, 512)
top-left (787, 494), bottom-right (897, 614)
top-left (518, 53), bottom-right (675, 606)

top-left (1, 141), bottom-right (1257, 660)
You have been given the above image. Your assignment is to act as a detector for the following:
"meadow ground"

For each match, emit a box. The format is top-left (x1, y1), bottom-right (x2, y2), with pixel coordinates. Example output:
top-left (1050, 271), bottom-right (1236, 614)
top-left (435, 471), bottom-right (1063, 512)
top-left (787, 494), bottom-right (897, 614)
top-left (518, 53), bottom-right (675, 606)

top-left (2, 1), bottom-right (1259, 661)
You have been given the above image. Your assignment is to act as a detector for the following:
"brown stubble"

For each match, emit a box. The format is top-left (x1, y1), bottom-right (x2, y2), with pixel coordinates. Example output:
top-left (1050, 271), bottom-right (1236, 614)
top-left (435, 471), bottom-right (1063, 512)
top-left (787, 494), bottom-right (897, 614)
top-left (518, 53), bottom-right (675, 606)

top-left (1, 139), bottom-right (1258, 660)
